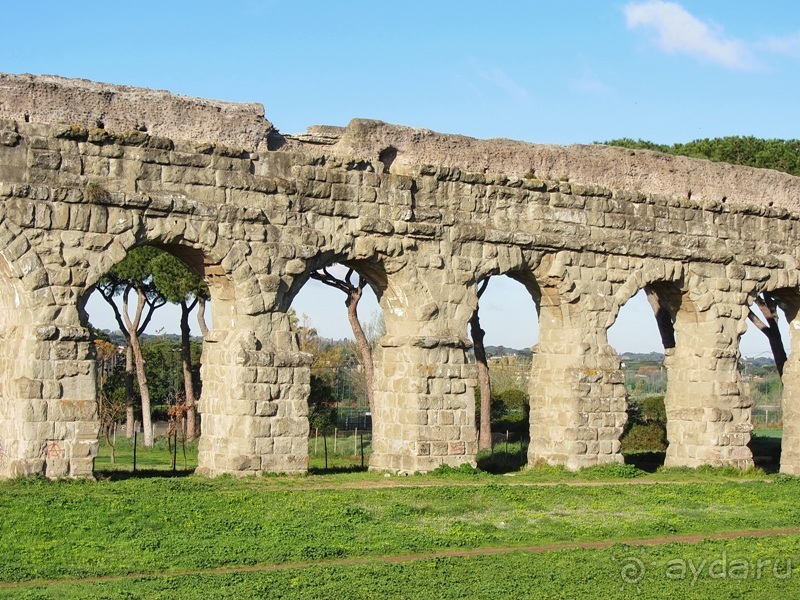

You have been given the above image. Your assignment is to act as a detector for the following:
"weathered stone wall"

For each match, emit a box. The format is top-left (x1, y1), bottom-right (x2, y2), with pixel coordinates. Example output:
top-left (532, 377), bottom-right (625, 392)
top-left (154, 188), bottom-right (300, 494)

top-left (0, 73), bottom-right (277, 152)
top-left (0, 74), bottom-right (799, 477)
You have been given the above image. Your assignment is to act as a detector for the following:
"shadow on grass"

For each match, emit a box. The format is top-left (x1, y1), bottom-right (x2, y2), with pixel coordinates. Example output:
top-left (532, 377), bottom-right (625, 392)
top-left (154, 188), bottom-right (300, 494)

top-left (750, 432), bottom-right (782, 474)
top-left (477, 447), bottom-right (528, 474)
top-left (623, 451), bottom-right (665, 473)
top-left (308, 465), bottom-right (369, 475)
top-left (94, 468), bottom-right (196, 481)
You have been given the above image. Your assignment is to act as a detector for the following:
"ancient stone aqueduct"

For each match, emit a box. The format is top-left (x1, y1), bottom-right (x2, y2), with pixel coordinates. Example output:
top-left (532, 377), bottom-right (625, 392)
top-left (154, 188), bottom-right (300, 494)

top-left (0, 73), bottom-right (799, 478)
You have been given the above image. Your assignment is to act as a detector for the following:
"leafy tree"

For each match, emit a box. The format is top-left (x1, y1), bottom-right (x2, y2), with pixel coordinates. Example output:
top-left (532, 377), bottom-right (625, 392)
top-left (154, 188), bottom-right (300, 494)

top-left (308, 374), bottom-right (338, 433)
top-left (139, 339), bottom-right (202, 408)
top-left (494, 388), bottom-right (530, 422)
top-left (289, 308), bottom-right (320, 355)
top-left (604, 136), bottom-right (800, 177)
top-left (95, 246), bottom-right (167, 447)
top-left (621, 395), bottom-right (668, 453)
top-left (151, 252), bottom-right (209, 441)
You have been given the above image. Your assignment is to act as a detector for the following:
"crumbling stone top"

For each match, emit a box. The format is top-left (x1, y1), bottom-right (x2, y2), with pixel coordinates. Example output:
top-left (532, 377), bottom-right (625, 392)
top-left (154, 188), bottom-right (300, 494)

top-left (0, 73), bottom-right (276, 152)
top-left (320, 119), bottom-right (800, 212)
top-left (1, 72), bottom-right (799, 212)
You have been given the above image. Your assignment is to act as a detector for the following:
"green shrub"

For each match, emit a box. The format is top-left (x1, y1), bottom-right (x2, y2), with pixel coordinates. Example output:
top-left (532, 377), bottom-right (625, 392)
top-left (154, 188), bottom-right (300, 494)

top-left (640, 395), bottom-right (666, 423)
top-left (581, 462), bottom-right (646, 479)
top-left (494, 389), bottom-right (530, 422)
top-left (622, 395), bottom-right (668, 453)
top-left (622, 423), bottom-right (668, 452)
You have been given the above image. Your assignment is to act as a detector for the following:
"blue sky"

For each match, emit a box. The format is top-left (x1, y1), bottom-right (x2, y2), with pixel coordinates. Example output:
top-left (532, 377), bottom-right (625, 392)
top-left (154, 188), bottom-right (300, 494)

top-left (5, 1), bottom-right (798, 355)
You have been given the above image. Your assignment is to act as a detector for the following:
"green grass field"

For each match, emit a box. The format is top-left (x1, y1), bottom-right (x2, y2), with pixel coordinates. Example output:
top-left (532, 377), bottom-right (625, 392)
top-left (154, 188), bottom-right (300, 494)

top-left (4, 430), bottom-right (796, 598)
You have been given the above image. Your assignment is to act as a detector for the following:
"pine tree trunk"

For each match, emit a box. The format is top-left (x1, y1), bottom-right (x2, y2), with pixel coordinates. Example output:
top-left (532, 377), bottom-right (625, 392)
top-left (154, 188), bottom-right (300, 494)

top-left (470, 309), bottom-right (492, 451)
top-left (346, 289), bottom-right (375, 414)
top-left (125, 344), bottom-right (135, 438)
top-left (767, 328), bottom-right (788, 377)
top-left (122, 285), bottom-right (155, 448)
top-left (129, 328), bottom-right (154, 447)
top-left (197, 296), bottom-right (209, 337)
top-left (181, 301), bottom-right (198, 441)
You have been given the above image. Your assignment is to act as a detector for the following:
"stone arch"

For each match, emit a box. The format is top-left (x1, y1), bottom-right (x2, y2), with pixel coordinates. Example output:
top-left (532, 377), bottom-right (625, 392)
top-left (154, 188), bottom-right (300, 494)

top-left (74, 211), bottom-right (286, 477)
top-left (608, 260), bottom-right (753, 468)
top-left (83, 212), bottom-right (248, 327)
top-left (284, 249), bottom-right (468, 473)
top-left (668, 267), bottom-right (749, 468)
top-left (468, 249), bottom-right (543, 463)
top-left (747, 272), bottom-right (800, 474)
top-left (608, 259), bottom-right (685, 331)
top-left (520, 251), bottom-right (631, 469)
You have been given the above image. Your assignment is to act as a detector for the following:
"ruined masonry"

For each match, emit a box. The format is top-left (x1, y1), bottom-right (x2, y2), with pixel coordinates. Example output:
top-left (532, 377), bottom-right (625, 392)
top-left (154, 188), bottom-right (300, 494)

top-left (0, 73), bottom-right (799, 478)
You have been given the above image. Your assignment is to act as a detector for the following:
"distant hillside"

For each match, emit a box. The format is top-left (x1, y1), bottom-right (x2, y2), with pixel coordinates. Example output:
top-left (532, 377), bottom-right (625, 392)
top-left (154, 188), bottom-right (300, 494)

top-left (619, 352), bottom-right (665, 362)
top-left (95, 330), bottom-right (203, 347)
top-left (485, 346), bottom-right (533, 358)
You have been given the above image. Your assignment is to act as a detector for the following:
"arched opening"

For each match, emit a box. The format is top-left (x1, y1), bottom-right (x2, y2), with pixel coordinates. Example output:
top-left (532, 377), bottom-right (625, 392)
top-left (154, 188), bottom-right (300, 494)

top-left (469, 274), bottom-right (539, 472)
top-left (742, 288), bottom-right (799, 473)
top-left (607, 288), bottom-right (672, 471)
top-left (286, 261), bottom-right (385, 472)
top-left (81, 243), bottom-right (215, 475)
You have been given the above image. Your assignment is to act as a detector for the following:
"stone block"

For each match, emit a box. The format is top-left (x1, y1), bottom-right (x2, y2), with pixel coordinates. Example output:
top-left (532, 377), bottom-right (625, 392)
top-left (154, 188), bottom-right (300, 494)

top-left (255, 401), bottom-right (279, 417)
top-left (14, 377), bottom-right (43, 400)
top-left (431, 442), bottom-right (449, 456)
top-left (255, 437), bottom-right (274, 455)
top-left (564, 441), bottom-right (587, 455)
top-left (449, 441), bottom-right (466, 455)
top-left (44, 458), bottom-right (69, 478)
top-left (50, 399), bottom-right (96, 422)
top-left (273, 437), bottom-right (293, 456)
top-left (227, 454), bottom-right (261, 472)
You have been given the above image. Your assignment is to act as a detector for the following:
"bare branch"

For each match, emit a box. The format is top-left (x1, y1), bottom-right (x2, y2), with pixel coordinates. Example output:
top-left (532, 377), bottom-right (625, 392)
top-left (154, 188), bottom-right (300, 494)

top-left (644, 287), bottom-right (676, 349)
top-left (310, 267), bottom-right (353, 295)
top-left (477, 278), bottom-right (490, 298)
top-left (96, 284), bottom-right (129, 338)
top-left (747, 309), bottom-right (769, 332)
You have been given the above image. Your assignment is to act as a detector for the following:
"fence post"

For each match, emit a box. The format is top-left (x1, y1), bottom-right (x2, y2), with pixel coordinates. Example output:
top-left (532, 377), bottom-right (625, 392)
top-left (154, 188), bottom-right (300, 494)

top-left (133, 429), bottom-right (138, 473)
top-left (354, 428), bottom-right (358, 456)
top-left (172, 429), bottom-right (178, 472)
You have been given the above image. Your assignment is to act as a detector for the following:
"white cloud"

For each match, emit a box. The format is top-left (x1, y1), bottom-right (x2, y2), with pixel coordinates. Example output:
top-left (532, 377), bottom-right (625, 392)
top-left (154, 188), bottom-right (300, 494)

top-left (569, 70), bottom-right (613, 96)
top-left (624, 1), bottom-right (756, 70)
top-left (474, 65), bottom-right (530, 103)
top-left (760, 31), bottom-right (800, 59)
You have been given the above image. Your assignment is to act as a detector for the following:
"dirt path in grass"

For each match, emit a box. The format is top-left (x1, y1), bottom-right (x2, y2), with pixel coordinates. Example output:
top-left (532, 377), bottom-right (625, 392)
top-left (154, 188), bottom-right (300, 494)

top-left (191, 475), bottom-right (772, 494)
top-left (3, 527), bottom-right (798, 590)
